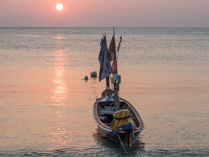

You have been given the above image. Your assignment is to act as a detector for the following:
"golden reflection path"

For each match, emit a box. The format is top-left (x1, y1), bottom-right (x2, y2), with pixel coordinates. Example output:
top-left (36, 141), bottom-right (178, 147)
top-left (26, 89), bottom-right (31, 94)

top-left (52, 50), bottom-right (67, 106)
top-left (51, 35), bottom-right (69, 147)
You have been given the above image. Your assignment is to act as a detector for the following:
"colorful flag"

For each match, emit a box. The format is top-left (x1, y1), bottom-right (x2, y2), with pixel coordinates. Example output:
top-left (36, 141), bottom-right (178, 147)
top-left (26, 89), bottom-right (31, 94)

top-left (108, 35), bottom-right (117, 73)
top-left (98, 35), bottom-right (112, 82)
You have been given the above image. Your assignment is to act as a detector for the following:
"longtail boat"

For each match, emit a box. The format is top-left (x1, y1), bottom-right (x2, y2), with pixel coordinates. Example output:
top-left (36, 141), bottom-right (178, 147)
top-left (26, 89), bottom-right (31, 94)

top-left (92, 31), bottom-right (145, 148)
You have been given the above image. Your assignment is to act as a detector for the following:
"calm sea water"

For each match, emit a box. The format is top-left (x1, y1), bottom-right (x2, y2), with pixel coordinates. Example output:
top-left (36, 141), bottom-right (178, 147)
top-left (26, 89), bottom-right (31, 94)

top-left (0, 27), bottom-right (209, 156)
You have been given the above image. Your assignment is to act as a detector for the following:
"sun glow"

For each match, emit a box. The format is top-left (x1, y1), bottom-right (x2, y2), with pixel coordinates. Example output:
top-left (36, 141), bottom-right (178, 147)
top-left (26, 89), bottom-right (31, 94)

top-left (56, 4), bottom-right (63, 11)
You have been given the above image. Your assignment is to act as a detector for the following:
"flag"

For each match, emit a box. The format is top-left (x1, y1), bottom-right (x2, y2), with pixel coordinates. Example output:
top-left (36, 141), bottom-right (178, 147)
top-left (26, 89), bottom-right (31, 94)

top-left (108, 35), bottom-right (117, 73)
top-left (98, 35), bottom-right (112, 82)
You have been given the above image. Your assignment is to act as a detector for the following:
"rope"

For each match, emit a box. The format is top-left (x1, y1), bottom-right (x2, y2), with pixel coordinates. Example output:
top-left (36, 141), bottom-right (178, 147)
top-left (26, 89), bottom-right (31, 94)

top-left (92, 87), bottom-right (98, 99)
top-left (114, 115), bottom-right (132, 120)
top-left (117, 134), bottom-right (128, 155)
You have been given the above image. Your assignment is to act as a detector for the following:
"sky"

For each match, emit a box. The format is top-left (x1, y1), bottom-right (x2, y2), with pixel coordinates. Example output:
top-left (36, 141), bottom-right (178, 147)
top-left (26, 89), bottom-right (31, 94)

top-left (0, 0), bottom-right (209, 27)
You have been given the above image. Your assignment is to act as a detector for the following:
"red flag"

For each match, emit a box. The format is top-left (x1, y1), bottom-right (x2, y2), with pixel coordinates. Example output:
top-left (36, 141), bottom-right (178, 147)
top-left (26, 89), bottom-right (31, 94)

top-left (108, 35), bottom-right (117, 73)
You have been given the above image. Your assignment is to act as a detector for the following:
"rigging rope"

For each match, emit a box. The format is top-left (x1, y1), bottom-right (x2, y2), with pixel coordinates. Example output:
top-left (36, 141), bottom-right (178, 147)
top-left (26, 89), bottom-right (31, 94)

top-left (117, 134), bottom-right (128, 155)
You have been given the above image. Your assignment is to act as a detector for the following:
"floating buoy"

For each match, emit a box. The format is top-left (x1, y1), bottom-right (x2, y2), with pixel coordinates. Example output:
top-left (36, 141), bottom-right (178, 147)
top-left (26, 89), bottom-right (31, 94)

top-left (84, 76), bottom-right (88, 80)
top-left (91, 71), bottom-right (97, 78)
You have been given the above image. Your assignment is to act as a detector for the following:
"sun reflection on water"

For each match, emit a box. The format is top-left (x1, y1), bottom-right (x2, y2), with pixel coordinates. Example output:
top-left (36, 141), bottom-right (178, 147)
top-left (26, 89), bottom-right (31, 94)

top-left (51, 36), bottom-right (69, 148)
top-left (52, 49), bottom-right (67, 106)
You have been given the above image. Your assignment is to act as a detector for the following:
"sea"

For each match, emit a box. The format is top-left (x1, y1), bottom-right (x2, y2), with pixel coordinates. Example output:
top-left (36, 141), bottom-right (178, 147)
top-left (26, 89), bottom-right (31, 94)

top-left (0, 27), bottom-right (209, 157)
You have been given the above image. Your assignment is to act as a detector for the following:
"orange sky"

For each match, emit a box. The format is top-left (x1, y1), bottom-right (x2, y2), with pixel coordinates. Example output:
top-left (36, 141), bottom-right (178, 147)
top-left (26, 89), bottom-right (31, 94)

top-left (0, 0), bottom-right (209, 27)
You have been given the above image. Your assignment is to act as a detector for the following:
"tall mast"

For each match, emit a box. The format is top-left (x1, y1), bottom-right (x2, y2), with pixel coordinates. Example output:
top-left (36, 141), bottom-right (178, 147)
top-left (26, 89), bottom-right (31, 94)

top-left (112, 29), bottom-right (122, 111)
top-left (106, 77), bottom-right (110, 88)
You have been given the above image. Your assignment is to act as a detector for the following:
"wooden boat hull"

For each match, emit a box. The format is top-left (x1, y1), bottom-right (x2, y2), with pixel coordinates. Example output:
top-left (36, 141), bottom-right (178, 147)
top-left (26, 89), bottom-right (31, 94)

top-left (92, 94), bottom-right (145, 146)
top-left (97, 124), bottom-right (141, 145)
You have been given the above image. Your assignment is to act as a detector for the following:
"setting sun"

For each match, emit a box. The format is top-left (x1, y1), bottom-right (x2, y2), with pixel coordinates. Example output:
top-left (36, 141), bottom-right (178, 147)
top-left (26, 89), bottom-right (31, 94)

top-left (56, 4), bottom-right (63, 11)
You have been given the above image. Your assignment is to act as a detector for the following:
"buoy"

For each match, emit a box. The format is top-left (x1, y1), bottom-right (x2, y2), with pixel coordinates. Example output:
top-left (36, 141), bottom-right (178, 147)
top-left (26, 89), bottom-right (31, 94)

top-left (91, 71), bottom-right (97, 78)
top-left (84, 76), bottom-right (88, 80)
